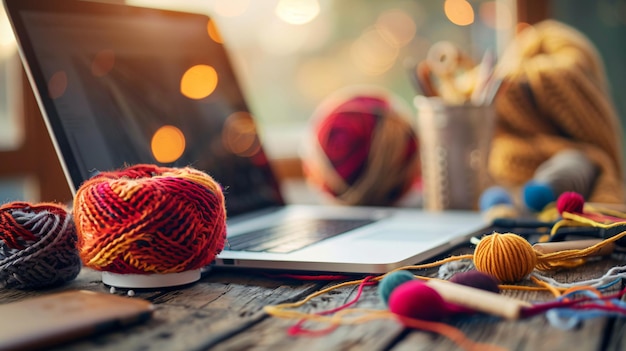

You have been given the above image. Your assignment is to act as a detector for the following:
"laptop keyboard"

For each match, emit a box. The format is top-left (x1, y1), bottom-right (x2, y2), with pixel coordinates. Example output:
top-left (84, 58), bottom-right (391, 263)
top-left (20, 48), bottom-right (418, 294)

top-left (226, 218), bottom-right (376, 253)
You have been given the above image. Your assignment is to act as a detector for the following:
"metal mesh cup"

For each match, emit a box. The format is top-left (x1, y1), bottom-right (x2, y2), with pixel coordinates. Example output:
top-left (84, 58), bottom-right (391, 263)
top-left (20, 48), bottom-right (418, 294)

top-left (415, 96), bottom-right (495, 210)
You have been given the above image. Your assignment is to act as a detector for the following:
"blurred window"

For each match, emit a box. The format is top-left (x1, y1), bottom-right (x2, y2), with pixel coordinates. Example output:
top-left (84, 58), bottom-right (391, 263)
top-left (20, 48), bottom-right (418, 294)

top-left (128, 0), bottom-right (514, 158)
top-left (0, 7), bottom-right (22, 151)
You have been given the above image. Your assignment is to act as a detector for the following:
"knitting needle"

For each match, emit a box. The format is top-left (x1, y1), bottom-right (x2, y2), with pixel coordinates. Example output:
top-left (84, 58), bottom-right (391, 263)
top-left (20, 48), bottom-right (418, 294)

top-left (533, 239), bottom-right (615, 256)
top-left (470, 50), bottom-right (495, 105)
top-left (427, 279), bottom-right (531, 320)
top-left (482, 76), bottom-right (504, 105)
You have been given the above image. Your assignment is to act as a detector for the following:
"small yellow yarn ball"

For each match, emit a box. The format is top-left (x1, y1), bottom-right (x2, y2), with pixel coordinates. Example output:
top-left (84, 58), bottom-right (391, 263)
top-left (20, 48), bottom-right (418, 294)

top-left (473, 232), bottom-right (537, 283)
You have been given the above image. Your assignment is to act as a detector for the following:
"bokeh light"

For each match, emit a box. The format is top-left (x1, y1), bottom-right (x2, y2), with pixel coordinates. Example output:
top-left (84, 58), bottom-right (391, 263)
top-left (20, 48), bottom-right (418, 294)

top-left (0, 8), bottom-right (15, 57)
top-left (296, 56), bottom-right (345, 102)
top-left (151, 125), bottom-right (186, 163)
top-left (444, 0), bottom-right (475, 26)
top-left (275, 0), bottom-right (320, 25)
top-left (351, 28), bottom-right (399, 76)
top-left (180, 64), bottom-right (218, 100)
top-left (479, 1), bottom-right (513, 30)
top-left (375, 9), bottom-right (417, 48)
top-left (48, 71), bottom-right (68, 99)
top-left (91, 49), bottom-right (116, 77)
top-left (207, 19), bottom-right (224, 44)
top-left (213, 0), bottom-right (250, 18)
top-left (222, 111), bottom-right (261, 157)
top-left (257, 19), bottom-right (310, 55)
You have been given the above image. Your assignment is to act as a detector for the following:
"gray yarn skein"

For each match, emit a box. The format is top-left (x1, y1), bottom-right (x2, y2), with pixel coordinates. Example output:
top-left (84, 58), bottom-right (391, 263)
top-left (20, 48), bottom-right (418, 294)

top-left (0, 206), bottom-right (81, 289)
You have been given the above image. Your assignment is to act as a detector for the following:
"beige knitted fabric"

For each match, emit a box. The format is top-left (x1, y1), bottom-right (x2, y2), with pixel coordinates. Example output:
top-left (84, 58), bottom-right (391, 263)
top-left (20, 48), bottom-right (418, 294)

top-left (489, 20), bottom-right (625, 203)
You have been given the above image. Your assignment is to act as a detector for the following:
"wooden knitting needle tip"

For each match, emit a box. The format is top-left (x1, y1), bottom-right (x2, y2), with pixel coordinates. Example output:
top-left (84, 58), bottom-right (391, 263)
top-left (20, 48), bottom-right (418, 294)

top-left (427, 279), bottom-right (531, 320)
top-left (533, 239), bottom-right (614, 256)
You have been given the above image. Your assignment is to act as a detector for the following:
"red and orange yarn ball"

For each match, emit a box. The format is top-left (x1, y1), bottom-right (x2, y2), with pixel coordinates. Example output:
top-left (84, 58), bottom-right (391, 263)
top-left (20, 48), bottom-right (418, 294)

top-left (73, 164), bottom-right (226, 275)
top-left (303, 88), bottom-right (420, 206)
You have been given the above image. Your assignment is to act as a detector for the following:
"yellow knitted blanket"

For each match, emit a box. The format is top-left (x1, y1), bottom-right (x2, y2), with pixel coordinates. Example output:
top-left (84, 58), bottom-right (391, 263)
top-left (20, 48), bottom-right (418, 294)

top-left (489, 20), bottom-right (625, 203)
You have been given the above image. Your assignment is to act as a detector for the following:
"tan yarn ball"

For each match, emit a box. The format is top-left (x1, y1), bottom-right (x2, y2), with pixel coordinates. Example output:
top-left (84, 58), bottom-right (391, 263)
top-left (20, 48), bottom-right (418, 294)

top-left (473, 232), bottom-right (537, 283)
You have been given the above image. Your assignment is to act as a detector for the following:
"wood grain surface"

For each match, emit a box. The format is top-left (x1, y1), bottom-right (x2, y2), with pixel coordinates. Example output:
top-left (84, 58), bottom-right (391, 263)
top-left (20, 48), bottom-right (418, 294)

top-left (1, 248), bottom-right (625, 351)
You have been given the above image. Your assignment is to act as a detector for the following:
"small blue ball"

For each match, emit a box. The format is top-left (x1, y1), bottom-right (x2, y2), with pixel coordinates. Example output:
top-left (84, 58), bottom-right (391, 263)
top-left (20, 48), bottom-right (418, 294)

top-left (479, 186), bottom-right (513, 211)
top-left (523, 181), bottom-right (556, 212)
top-left (378, 270), bottom-right (415, 305)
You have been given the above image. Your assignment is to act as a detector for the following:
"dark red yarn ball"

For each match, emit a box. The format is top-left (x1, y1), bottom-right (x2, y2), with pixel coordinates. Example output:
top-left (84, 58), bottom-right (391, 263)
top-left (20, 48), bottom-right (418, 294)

top-left (556, 191), bottom-right (585, 214)
top-left (449, 270), bottom-right (500, 293)
top-left (316, 96), bottom-right (382, 187)
top-left (303, 90), bottom-right (420, 206)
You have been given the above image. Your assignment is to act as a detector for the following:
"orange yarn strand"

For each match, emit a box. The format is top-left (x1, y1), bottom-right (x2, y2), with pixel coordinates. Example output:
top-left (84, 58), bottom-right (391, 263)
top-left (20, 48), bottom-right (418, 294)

top-left (396, 315), bottom-right (507, 351)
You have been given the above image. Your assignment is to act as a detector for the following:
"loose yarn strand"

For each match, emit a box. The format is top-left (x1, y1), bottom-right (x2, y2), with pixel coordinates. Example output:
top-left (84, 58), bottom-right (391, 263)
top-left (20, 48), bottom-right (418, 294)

top-left (288, 276), bottom-right (377, 336)
top-left (531, 263), bottom-right (626, 289)
top-left (266, 283), bottom-right (506, 351)
top-left (265, 220), bottom-right (626, 350)
top-left (530, 276), bottom-right (563, 298)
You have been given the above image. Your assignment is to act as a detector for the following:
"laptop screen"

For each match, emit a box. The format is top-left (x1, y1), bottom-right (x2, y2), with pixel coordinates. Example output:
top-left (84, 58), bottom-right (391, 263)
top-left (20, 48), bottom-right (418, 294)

top-left (4, 0), bottom-right (285, 216)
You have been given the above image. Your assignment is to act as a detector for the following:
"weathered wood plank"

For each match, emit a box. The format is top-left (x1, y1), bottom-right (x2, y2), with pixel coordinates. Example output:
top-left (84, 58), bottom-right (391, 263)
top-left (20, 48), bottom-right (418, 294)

top-left (390, 314), bottom-right (609, 351)
top-left (210, 277), bottom-right (406, 351)
top-left (39, 269), bottom-right (325, 351)
top-left (2, 248), bottom-right (626, 351)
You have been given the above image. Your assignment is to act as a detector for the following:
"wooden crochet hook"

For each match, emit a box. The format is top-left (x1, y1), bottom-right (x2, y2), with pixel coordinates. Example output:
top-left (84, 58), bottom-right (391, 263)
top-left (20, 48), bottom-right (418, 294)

top-left (533, 239), bottom-right (614, 256)
top-left (427, 279), bottom-right (531, 320)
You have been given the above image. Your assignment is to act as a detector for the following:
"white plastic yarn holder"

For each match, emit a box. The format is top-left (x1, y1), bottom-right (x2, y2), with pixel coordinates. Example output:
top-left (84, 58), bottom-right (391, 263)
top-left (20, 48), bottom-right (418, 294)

top-left (415, 96), bottom-right (495, 211)
top-left (102, 269), bottom-right (202, 289)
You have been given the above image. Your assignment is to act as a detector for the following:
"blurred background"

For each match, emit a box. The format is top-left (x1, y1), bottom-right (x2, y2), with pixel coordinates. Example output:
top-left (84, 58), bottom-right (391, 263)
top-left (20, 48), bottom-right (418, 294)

top-left (0, 0), bottom-right (624, 204)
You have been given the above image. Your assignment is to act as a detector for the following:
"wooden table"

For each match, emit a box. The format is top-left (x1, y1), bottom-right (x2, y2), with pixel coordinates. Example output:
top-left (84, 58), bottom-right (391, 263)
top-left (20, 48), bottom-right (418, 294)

top-left (2, 244), bottom-right (626, 351)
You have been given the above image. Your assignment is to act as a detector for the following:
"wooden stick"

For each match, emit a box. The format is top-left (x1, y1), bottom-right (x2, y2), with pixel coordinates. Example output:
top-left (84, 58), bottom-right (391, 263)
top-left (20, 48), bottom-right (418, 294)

top-left (533, 239), bottom-right (613, 256)
top-left (427, 279), bottom-right (531, 320)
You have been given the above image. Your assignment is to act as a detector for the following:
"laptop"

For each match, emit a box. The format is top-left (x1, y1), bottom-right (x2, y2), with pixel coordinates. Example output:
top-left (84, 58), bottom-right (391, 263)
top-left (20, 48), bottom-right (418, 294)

top-left (3, 0), bottom-right (488, 274)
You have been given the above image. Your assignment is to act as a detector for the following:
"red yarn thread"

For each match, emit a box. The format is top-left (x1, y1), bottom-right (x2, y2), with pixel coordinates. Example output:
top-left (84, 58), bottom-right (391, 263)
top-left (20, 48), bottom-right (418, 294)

top-left (522, 285), bottom-right (626, 317)
top-left (0, 202), bottom-right (38, 249)
top-left (73, 164), bottom-right (227, 274)
top-left (288, 276), bottom-right (377, 336)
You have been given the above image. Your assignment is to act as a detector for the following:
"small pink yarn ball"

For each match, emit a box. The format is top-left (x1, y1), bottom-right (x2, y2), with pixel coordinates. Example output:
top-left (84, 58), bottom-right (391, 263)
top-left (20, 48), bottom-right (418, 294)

top-left (556, 191), bottom-right (585, 214)
top-left (387, 280), bottom-right (448, 321)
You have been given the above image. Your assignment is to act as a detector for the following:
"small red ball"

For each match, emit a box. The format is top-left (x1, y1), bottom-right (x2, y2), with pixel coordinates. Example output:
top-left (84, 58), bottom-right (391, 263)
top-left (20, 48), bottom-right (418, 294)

top-left (388, 280), bottom-right (448, 321)
top-left (556, 191), bottom-right (584, 214)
